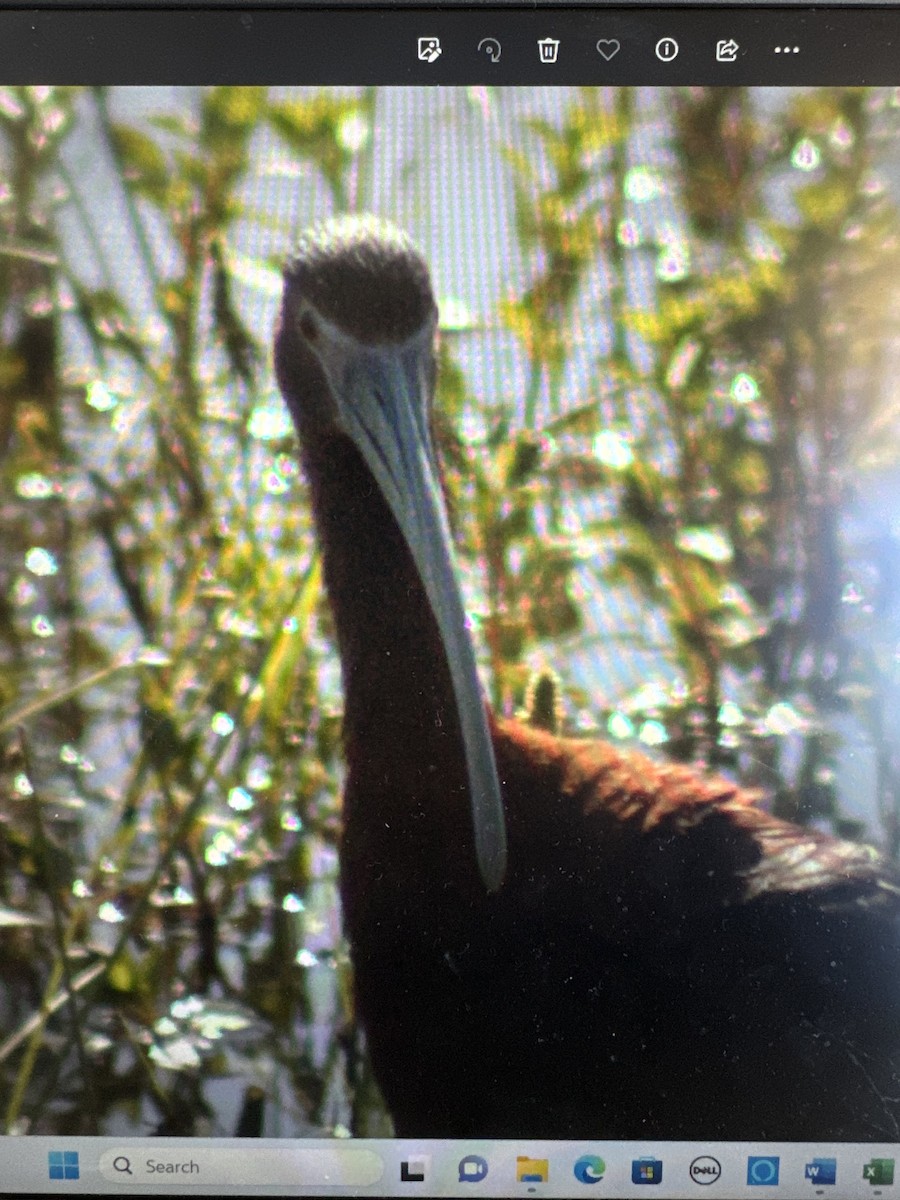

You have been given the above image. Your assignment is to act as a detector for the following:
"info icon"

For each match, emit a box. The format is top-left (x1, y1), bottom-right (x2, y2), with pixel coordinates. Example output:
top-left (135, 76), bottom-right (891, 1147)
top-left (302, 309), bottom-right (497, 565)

top-left (459, 1156), bottom-right (488, 1183)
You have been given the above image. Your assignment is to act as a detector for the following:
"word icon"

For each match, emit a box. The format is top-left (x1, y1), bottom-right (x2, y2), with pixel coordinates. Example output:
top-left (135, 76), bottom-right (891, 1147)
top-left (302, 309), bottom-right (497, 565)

top-left (805, 1159), bottom-right (837, 1187)
top-left (537, 38), bottom-right (560, 63)
top-left (417, 37), bottom-right (442, 63)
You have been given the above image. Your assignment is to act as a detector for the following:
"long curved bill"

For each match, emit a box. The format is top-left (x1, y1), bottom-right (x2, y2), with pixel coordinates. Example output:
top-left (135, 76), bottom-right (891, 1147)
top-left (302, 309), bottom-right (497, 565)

top-left (335, 339), bottom-right (508, 891)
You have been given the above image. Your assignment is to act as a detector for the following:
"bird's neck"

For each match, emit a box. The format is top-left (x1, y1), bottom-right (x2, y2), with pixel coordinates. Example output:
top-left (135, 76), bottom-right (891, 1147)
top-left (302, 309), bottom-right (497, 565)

top-left (303, 432), bottom-right (471, 813)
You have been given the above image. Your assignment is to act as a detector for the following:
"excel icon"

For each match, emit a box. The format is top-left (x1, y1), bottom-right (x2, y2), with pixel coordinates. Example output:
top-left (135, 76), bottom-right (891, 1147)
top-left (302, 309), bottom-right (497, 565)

top-left (864, 1159), bottom-right (895, 1186)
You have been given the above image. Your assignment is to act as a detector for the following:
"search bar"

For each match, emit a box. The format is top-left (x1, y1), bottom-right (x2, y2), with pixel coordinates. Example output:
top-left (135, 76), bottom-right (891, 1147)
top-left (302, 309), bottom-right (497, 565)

top-left (98, 1147), bottom-right (384, 1188)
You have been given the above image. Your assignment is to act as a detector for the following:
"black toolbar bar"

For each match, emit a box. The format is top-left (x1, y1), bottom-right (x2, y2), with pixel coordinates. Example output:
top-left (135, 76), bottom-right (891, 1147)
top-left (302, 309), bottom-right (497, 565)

top-left (0, 6), bottom-right (896, 85)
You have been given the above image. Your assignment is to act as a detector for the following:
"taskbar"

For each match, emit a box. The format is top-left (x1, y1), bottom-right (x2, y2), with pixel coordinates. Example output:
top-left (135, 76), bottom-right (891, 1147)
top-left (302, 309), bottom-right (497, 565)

top-left (0, 1137), bottom-right (898, 1198)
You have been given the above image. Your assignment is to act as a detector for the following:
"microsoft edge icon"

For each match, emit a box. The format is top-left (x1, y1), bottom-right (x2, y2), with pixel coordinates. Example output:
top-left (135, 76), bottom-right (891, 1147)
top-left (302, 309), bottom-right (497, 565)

top-left (574, 1156), bottom-right (605, 1184)
top-left (748, 1156), bottom-right (780, 1186)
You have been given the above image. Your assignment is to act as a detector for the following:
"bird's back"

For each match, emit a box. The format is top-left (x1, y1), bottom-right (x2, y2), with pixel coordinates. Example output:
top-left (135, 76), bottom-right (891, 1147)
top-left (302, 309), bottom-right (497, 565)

top-left (344, 717), bottom-right (900, 1140)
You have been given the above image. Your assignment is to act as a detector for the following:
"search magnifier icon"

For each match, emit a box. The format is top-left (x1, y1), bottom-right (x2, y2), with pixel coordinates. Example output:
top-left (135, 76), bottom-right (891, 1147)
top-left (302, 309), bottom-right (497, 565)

top-left (113, 1157), bottom-right (133, 1175)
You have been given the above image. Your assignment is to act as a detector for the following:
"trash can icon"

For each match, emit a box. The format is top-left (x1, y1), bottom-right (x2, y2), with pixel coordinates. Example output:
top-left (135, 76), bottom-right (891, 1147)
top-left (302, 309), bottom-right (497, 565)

top-left (537, 38), bottom-right (560, 63)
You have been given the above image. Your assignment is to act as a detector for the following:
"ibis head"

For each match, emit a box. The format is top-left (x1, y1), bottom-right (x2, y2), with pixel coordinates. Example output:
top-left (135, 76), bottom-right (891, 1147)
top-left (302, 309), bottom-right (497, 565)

top-left (275, 215), bottom-right (507, 890)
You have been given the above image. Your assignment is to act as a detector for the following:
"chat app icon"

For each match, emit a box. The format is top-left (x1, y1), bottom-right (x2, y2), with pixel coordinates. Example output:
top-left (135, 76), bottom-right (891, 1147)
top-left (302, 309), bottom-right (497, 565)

top-left (459, 1156), bottom-right (488, 1183)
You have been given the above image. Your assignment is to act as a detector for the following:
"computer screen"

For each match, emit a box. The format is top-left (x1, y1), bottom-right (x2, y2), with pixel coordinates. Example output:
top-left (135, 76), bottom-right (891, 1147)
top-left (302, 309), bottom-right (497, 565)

top-left (2, 6), bottom-right (900, 1197)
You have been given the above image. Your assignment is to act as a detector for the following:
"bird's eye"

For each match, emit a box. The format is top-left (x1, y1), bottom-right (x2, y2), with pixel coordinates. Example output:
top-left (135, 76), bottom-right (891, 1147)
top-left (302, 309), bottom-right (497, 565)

top-left (299, 311), bottom-right (319, 344)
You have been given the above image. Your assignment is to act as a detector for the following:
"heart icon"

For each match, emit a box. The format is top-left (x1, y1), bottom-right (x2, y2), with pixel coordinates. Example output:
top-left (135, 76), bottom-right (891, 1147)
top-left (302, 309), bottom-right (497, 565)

top-left (596, 39), bottom-right (621, 61)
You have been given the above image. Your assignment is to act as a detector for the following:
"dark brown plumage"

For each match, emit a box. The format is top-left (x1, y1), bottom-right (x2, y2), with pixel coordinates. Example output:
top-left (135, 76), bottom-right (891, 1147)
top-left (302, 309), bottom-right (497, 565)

top-left (275, 214), bottom-right (900, 1140)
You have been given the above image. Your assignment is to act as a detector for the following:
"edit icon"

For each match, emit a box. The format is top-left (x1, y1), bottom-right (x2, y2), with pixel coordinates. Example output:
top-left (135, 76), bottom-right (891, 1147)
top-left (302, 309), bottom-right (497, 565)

top-left (416, 37), bottom-right (442, 63)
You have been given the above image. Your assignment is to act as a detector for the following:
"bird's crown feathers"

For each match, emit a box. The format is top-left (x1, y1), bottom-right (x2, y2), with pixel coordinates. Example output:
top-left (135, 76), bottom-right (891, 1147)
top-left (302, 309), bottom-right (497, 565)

top-left (284, 215), bottom-right (436, 346)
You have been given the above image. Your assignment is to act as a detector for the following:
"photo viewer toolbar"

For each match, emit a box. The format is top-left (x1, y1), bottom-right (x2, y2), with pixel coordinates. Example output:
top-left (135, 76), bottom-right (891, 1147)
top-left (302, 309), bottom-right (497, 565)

top-left (0, 7), bottom-right (898, 85)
